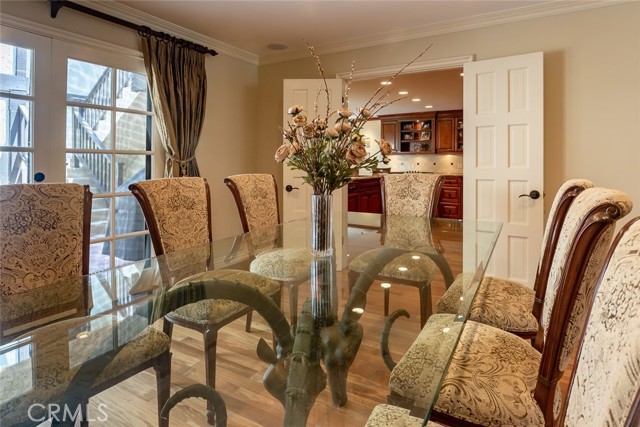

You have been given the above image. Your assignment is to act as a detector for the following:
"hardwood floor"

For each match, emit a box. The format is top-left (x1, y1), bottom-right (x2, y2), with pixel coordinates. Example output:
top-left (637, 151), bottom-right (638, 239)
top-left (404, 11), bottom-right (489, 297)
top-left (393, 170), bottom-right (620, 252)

top-left (86, 228), bottom-right (574, 426)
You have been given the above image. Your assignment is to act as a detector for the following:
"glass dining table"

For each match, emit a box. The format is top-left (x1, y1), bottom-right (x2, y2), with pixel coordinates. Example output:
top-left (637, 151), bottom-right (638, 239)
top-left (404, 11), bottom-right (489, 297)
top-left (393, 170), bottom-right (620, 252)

top-left (0, 213), bottom-right (501, 427)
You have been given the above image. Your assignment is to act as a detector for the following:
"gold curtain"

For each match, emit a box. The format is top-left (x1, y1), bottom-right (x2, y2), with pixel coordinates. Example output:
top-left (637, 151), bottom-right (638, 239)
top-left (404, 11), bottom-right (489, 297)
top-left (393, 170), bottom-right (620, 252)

top-left (141, 37), bottom-right (207, 177)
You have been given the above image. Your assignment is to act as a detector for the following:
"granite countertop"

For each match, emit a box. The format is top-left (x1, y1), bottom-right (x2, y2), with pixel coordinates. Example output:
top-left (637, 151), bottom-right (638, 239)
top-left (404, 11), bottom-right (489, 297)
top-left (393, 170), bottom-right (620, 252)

top-left (352, 172), bottom-right (463, 180)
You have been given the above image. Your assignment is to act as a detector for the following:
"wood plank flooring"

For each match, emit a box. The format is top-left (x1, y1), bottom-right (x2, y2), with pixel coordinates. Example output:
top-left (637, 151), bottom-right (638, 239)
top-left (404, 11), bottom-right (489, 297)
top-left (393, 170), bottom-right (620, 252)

top-left (85, 227), bottom-right (573, 426)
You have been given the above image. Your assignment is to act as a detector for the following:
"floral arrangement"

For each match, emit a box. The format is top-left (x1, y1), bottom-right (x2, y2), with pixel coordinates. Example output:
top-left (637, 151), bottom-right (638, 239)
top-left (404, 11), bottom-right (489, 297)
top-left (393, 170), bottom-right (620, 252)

top-left (275, 44), bottom-right (431, 195)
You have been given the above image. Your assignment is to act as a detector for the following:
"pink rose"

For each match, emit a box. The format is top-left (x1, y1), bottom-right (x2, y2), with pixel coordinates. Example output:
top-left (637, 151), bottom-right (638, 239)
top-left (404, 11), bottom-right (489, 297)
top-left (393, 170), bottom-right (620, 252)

top-left (274, 144), bottom-right (289, 162)
top-left (287, 105), bottom-right (304, 115)
top-left (378, 138), bottom-right (393, 156)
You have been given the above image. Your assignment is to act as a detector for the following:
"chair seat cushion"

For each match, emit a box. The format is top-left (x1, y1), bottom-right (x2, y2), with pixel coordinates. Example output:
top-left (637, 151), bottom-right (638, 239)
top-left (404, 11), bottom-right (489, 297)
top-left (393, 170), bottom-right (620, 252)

top-left (0, 317), bottom-right (169, 425)
top-left (166, 269), bottom-right (280, 325)
top-left (250, 247), bottom-right (312, 282)
top-left (365, 404), bottom-right (441, 427)
top-left (391, 316), bottom-right (544, 426)
top-left (350, 248), bottom-right (437, 283)
top-left (437, 274), bottom-right (537, 334)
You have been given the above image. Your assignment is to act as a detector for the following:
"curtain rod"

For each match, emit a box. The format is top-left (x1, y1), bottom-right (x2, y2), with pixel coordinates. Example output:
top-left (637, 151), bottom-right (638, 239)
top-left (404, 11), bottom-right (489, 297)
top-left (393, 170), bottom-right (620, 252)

top-left (49, 0), bottom-right (218, 56)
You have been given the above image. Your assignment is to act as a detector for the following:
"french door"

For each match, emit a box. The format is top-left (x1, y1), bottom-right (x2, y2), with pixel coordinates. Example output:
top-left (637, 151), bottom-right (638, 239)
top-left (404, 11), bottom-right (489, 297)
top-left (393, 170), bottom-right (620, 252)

top-left (1, 26), bottom-right (162, 272)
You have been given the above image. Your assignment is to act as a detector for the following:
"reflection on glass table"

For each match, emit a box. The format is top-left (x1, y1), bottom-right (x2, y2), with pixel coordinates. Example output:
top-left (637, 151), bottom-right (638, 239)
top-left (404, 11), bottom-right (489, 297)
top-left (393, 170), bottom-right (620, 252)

top-left (0, 214), bottom-right (500, 427)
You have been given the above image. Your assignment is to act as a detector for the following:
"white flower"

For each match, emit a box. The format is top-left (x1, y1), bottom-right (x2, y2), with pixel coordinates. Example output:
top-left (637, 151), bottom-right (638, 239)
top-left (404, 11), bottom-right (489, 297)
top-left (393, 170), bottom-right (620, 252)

top-left (325, 128), bottom-right (339, 138)
top-left (287, 105), bottom-right (304, 115)
top-left (336, 121), bottom-right (352, 133)
top-left (274, 144), bottom-right (290, 162)
top-left (359, 108), bottom-right (372, 118)
top-left (339, 108), bottom-right (353, 118)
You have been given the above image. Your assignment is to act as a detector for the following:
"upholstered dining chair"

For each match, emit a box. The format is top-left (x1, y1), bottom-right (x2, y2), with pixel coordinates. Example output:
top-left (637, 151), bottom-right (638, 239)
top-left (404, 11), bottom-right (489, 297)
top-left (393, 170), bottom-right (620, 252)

top-left (436, 179), bottom-right (594, 342)
top-left (0, 183), bottom-right (92, 342)
top-left (129, 177), bottom-right (280, 424)
top-left (388, 187), bottom-right (633, 427)
top-left (348, 173), bottom-right (447, 327)
top-left (224, 173), bottom-right (312, 330)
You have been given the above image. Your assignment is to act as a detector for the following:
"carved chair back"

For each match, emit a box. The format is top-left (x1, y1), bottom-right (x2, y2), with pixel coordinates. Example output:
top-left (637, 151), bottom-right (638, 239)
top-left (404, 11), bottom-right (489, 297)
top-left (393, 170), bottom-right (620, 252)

top-left (129, 177), bottom-right (212, 256)
top-left (380, 173), bottom-right (443, 217)
top-left (560, 216), bottom-right (640, 426)
top-left (533, 187), bottom-right (633, 423)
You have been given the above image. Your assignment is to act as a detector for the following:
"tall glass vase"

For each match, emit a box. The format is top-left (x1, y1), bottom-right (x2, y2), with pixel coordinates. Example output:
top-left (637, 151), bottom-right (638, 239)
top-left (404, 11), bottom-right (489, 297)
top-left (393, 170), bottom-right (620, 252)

top-left (310, 194), bottom-right (333, 257)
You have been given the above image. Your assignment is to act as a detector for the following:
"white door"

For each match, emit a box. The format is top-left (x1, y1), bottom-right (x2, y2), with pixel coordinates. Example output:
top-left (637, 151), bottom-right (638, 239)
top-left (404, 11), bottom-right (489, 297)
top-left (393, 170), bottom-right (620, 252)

top-left (282, 79), bottom-right (348, 269)
top-left (463, 52), bottom-right (544, 287)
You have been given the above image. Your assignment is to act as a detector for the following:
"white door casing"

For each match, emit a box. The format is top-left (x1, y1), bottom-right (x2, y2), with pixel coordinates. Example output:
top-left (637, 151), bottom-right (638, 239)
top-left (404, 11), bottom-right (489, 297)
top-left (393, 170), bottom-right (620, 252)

top-left (463, 52), bottom-right (544, 287)
top-left (282, 79), bottom-right (348, 270)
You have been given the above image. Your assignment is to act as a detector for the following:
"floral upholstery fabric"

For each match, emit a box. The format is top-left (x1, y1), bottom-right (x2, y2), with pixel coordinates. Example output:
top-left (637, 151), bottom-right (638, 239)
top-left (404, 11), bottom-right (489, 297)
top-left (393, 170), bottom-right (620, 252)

top-left (365, 404), bottom-right (441, 427)
top-left (432, 320), bottom-right (544, 426)
top-left (131, 177), bottom-right (210, 254)
top-left (350, 249), bottom-right (437, 283)
top-left (166, 269), bottom-right (280, 325)
top-left (541, 188), bottom-right (632, 355)
top-left (383, 173), bottom-right (442, 217)
top-left (563, 217), bottom-right (640, 427)
top-left (383, 215), bottom-right (439, 253)
top-left (0, 184), bottom-right (86, 296)
top-left (434, 272), bottom-right (474, 314)
top-left (250, 247), bottom-right (312, 282)
top-left (436, 179), bottom-right (594, 333)
top-left (0, 317), bottom-right (169, 425)
top-left (225, 174), bottom-right (279, 231)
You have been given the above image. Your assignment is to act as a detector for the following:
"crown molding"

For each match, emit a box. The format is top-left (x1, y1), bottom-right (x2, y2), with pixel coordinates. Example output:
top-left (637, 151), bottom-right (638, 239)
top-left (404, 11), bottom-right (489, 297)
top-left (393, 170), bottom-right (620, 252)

top-left (258, 0), bottom-right (630, 65)
top-left (336, 55), bottom-right (474, 80)
top-left (71, 0), bottom-right (260, 65)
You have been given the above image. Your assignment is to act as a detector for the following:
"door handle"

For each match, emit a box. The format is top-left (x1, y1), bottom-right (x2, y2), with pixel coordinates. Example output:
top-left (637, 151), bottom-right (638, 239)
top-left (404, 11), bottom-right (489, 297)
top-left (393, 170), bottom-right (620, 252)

top-left (285, 185), bottom-right (299, 192)
top-left (519, 190), bottom-right (540, 200)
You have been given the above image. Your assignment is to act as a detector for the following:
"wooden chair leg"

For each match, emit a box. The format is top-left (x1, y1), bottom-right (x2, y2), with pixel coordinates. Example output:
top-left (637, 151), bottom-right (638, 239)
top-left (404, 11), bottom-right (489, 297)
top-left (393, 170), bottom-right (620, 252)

top-left (245, 311), bottom-right (253, 332)
top-left (419, 284), bottom-right (433, 328)
top-left (163, 318), bottom-right (174, 339)
top-left (289, 283), bottom-right (299, 333)
top-left (203, 327), bottom-right (218, 426)
top-left (384, 287), bottom-right (390, 317)
top-left (155, 351), bottom-right (172, 427)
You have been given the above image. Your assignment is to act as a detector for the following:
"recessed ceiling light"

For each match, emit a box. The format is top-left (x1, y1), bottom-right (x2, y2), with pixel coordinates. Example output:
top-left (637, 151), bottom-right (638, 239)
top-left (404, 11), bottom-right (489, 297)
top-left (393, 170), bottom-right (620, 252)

top-left (411, 98), bottom-right (421, 102)
top-left (398, 91), bottom-right (408, 95)
top-left (381, 81), bottom-right (392, 85)
top-left (267, 43), bottom-right (288, 50)
top-left (425, 105), bottom-right (433, 109)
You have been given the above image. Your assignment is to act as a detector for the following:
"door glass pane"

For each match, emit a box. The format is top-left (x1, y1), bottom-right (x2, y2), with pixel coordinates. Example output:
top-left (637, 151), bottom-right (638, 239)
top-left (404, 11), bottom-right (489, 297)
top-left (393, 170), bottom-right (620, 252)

top-left (116, 71), bottom-right (149, 110)
top-left (66, 106), bottom-right (112, 149)
top-left (65, 152), bottom-right (111, 194)
top-left (67, 59), bottom-right (111, 106)
top-left (116, 112), bottom-right (150, 151)
top-left (90, 196), bottom-right (111, 240)
top-left (1, 98), bottom-right (32, 148)
top-left (115, 154), bottom-right (149, 191)
top-left (0, 43), bottom-right (33, 96)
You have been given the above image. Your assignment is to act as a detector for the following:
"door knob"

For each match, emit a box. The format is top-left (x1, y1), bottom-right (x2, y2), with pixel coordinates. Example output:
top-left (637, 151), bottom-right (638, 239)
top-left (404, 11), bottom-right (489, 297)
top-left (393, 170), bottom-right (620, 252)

top-left (285, 185), bottom-right (299, 192)
top-left (518, 190), bottom-right (540, 200)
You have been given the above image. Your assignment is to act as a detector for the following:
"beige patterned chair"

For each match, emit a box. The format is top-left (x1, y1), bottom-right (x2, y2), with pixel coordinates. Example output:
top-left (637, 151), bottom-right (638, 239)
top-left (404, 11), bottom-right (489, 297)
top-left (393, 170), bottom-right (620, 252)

top-left (436, 179), bottom-right (594, 341)
top-left (0, 183), bottom-right (171, 427)
top-left (348, 173), bottom-right (447, 327)
top-left (365, 403), bottom-right (443, 426)
top-left (224, 173), bottom-right (311, 330)
top-left (130, 177), bottom-right (280, 424)
top-left (0, 183), bottom-right (92, 342)
top-left (389, 187), bottom-right (633, 426)
top-left (561, 215), bottom-right (640, 426)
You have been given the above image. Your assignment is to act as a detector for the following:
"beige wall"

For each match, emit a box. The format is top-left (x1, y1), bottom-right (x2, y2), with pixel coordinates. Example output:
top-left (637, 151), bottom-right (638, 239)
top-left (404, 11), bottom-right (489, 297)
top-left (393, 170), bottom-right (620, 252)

top-left (4, 1), bottom-right (639, 234)
top-left (1, 0), bottom-right (258, 238)
top-left (258, 2), bottom-right (640, 222)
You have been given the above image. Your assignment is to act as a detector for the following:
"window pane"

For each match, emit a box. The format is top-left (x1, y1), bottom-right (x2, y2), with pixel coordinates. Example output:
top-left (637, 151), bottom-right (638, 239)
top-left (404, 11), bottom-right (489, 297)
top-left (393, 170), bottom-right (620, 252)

top-left (1, 97), bottom-right (32, 148)
top-left (66, 106), bottom-right (112, 150)
top-left (0, 43), bottom-right (33, 96)
top-left (116, 71), bottom-right (149, 111)
top-left (115, 154), bottom-right (149, 191)
top-left (90, 196), bottom-right (111, 240)
top-left (0, 151), bottom-right (32, 185)
top-left (67, 59), bottom-right (111, 106)
top-left (115, 195), bottom-right (146, 234)
top-left (89, 242), bottom-right (111, 273)
top-left (66, 152), bottom-right (111, 193)
top-left (114, 235), bottom-right (151, 268)
top-left (116, 112), bottom-right (151, 151)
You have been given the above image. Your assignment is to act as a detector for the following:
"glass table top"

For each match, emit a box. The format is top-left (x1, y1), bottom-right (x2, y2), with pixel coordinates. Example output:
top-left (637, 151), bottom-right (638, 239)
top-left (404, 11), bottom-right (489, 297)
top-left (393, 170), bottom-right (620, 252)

top-left (0, 213), bottom-right (501, 427)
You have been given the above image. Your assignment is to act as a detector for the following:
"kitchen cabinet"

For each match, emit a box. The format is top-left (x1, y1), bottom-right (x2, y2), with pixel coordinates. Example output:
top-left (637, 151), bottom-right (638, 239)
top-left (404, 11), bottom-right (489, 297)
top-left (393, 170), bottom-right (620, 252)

top-left (380, 112), bottom-right (436, 154)
top-left (435, 110), bottom-right (463, 153)
top-left (348, 177), bottom-right (383, 214)
top-left (437, 175), bottom-right (463, 219)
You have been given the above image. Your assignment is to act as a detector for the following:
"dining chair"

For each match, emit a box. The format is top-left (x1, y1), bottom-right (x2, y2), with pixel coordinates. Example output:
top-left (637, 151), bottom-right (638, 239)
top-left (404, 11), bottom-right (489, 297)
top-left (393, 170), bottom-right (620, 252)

top-left (388, 187), bottom-right (633, 426)
top-left (129, 177), bottom-right (280, 424)
top-left (436, 179), bottom-right (594, 341)
top-left (224, 173), bottom-right (311, 330)
top-left (0, 183), bottom-right (92, 342)
top-left (348, 173), bottom-right (447, 328)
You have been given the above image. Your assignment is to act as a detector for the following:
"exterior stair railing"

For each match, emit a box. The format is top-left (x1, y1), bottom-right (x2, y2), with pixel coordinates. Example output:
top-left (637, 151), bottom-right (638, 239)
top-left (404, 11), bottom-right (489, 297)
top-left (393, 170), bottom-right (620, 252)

top-left (6, 105), bottom-right (30, 184)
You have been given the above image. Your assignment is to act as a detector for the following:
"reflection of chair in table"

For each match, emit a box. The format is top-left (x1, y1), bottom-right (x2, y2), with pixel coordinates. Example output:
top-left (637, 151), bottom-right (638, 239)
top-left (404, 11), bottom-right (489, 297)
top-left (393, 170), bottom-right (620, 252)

top-left (348, 174), bottom-right (453, 327)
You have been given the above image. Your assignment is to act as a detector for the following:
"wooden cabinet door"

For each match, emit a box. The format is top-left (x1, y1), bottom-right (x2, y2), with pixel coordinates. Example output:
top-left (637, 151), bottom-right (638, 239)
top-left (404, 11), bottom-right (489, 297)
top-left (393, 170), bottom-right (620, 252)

top-left (435, 117), bottom-right (455, 152)
top-left (381, 121), bottom-right (398, 152)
